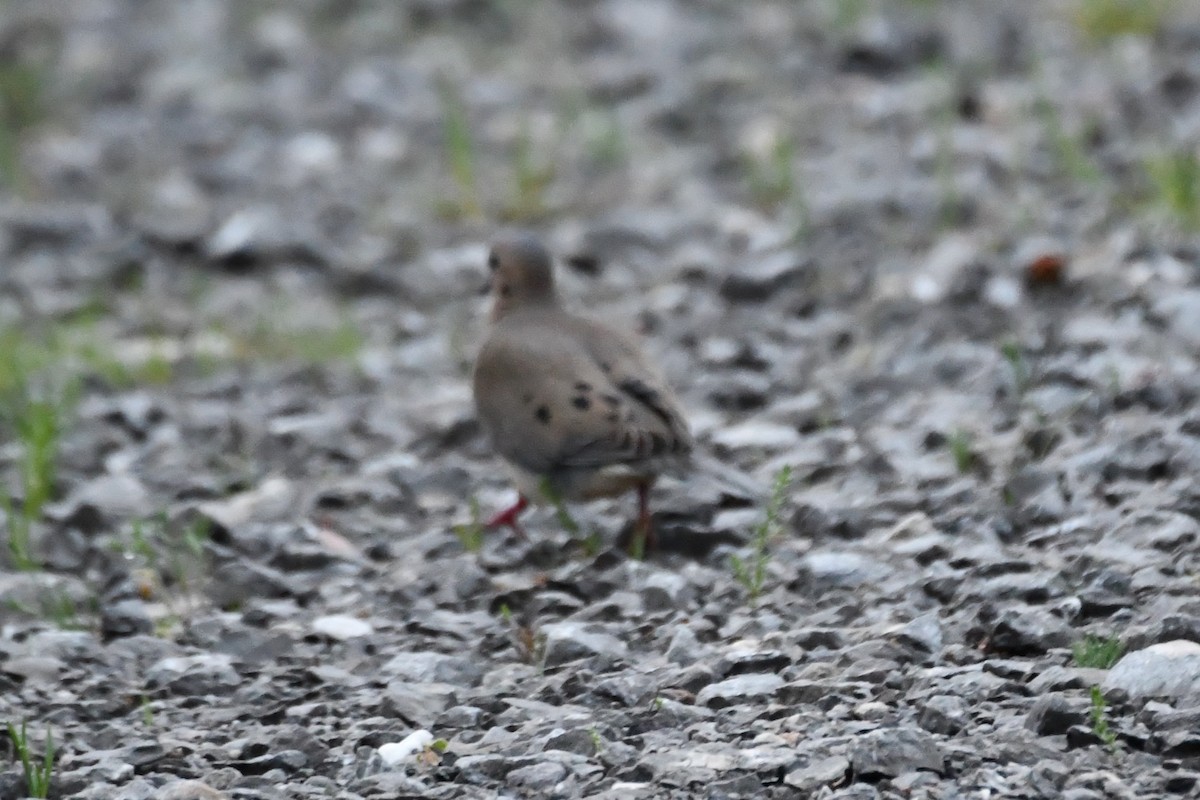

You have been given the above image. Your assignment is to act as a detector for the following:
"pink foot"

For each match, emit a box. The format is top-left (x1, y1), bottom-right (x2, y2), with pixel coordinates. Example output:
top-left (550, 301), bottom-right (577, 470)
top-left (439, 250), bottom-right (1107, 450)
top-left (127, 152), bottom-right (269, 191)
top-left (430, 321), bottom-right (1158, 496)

top-left (486, 494), bottom-right (529, 539)
top-left (631, 482), bottom-right (655, 557)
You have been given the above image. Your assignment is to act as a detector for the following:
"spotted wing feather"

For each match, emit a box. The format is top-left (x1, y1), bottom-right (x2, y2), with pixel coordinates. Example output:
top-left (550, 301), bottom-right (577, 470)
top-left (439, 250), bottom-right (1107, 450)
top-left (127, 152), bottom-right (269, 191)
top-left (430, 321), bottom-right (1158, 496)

top-left (472, 311), bottom-right (691, 477)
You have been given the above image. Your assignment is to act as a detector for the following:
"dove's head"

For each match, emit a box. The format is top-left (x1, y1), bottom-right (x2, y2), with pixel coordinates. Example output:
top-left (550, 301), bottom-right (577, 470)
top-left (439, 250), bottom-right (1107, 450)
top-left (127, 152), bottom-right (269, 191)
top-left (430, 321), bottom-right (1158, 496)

top-left (486, 233), bottom-right (558, 321)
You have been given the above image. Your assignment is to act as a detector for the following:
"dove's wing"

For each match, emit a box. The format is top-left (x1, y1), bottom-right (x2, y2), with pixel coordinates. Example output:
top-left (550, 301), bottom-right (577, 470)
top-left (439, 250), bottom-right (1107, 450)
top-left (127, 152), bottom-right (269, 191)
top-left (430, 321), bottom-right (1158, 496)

top-left (472, 309), bottom-right (692, 478)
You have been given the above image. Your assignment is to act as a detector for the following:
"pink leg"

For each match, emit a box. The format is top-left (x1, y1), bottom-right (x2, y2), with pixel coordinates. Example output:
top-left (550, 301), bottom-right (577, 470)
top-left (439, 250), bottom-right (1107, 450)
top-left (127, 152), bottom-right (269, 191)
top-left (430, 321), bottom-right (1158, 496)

top-left (633, 482), bottom-right (655, 555)
top-left (486, 494), bottom-right (529, 538)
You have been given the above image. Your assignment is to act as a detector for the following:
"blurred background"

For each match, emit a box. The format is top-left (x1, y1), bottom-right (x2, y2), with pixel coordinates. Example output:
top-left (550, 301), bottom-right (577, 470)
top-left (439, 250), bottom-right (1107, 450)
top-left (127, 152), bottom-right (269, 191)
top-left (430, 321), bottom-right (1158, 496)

top-left (1, 2), bottom-right (1200, 795)
top-left (2, 0), bottom-right (1199, 359)
top-left (0, 0), bottom-right (1198, 589)
top-left (2, 0), bottom-right (1200, 570)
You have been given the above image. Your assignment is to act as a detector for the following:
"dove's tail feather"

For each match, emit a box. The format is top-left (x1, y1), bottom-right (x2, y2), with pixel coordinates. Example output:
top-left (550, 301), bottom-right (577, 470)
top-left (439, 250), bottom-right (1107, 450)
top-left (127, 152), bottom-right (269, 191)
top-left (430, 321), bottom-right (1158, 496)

top-left (687, 452), bottom-right (766, 501)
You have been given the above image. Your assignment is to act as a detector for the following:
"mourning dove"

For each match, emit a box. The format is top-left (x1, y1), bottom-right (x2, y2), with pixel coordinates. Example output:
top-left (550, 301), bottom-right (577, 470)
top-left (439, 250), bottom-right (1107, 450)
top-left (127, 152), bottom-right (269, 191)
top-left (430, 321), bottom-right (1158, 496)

top-left (472, 233), bottom-right (694, 552)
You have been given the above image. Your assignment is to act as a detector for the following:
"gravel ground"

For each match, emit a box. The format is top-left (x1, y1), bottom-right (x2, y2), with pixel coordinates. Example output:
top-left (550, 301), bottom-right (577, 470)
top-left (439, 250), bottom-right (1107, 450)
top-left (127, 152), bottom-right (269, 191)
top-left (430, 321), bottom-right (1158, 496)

top-left (2, 1), bottom-right (1200, 798)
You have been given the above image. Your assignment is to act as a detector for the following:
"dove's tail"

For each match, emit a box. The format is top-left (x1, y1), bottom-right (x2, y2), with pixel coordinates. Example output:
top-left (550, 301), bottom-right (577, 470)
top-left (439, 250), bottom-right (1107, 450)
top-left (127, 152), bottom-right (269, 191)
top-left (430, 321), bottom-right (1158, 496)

top-left (686, 452), bottom-right (766, 502)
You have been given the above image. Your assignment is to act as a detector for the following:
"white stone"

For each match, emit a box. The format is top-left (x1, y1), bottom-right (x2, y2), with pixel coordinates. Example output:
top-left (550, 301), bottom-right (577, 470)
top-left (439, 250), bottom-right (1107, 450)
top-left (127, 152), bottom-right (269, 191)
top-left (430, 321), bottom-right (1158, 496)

top-left (911, 235), bottom-right (978, 303)
top-left (378, 729), bottom-right (435, 766)
top-left (207, 208), bottom-right (272, 259)
top-left (711, 421), bottom-right (802, 451)
top-left (284, 131), bottom-right (341, 176)
top-left (1103, 640), bottom-right (1200, 707)
top-left (983, 275), bottom-right (1022, 309)
top-left (312, 614), bottom-right (373, 641)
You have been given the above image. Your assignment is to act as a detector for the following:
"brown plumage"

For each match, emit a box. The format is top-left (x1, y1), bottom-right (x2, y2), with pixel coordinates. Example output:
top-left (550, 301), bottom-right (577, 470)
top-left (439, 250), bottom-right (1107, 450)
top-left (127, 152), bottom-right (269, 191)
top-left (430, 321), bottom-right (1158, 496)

top-left (472, 233), bottom-right (693, 550)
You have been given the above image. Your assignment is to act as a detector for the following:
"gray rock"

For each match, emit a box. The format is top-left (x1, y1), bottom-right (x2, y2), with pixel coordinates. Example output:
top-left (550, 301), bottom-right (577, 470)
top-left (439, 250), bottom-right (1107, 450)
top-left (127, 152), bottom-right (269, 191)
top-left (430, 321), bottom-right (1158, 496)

top-left (1063, 769), bottom-right (1135, 799)
top-left (628, 563), bottom-right (693, 610)
top-left (976, 570), bottom-right (1068, 603)
top-left (205, 206), bottom-right (282, 261)
top-left (1142, 703), bottom-right (1200, 732)
top-left (48, 472), bottom-right (152, 532)
top-left (665, 625), bottom-right (705, 665)
top-left (699, 370), bottom-right (772, 411)
top-left (380, 650), bottom-right (483, 686)
top-left (506, 760), bottom-right (569, 792)
top-left (196, 477), bottom-right (302, 539)
top-left (849, 727), bottom-right (944, 779)
top-left (1025, 693), bottom-right (1086, 736)
top-left (0, 574), bottom-right (93, 618)
top-left (710, 419), bottom-right (802, 451)
top-left (1028, 665), bottom-right (1108, 693)
top-left (99, 634), bottom-right (182, 671)
top-left (158, 780), bottom-right (228, 800)
top-left (637, 747), bottom-right (739, 782)
top-left (988, 606), bottom-right (1073, 655)
top-left (1156, 614), bottom-right (1200, 645)
top-left (1004, 466), bottom-right (1066, 525)
top-left (778, 678), bottom-right (867, 705)
top-left (593, 672), bottom-right (656, 706)
top-left (311, 614), bottom-right (373, 641)
top-left (1159, 729), bottom-right (1200, 759)
top-left (891, 770), bottom-right (943, 794)
top-left (541, 622), bottom-right (628, 667)
top-left (57, 759), bottom-right (135, 792)
top-left (1103, 640), bottom-right (1200, 707)
top-left (82, 391), bottom-right (163, 436)
top-left (1154, 288), bottom-right (1200, 348)
top-left (1078, 569), bottom-right (1134, 617)
top-left (228, 749), bottom-right (308, 774)
top-left (133, 172), bottom-right (213, 245)
top-left (1030, 759), bottom-right (1071, 796)
top-left (65, 741), bottom-right (164, 783)
top-left (719, 250), bottom-right (811, 302)
top-left (707, 773), bottom-right (767, 795)
top-left (797, 551), bottom-right (891, 591)
top-left (1101, 432), bottom-right (1176, 482)
top-left (827, 783), bottom-right (882, 799)
top-left (352, 772), bottom-right (430, 795)
top-left (897, 613), bottom-right (944, 655)
top-left (695, 673), bottom-right (784, 708)
top-left (201, 625), bottom-right (293, 665)
top-left (717, 646), bottom-right (792, 676)
top-left (643, 696), bottom-right (714, 728)
top-left (918, 694), bottom-right (969, 735)
top-left (382, 681), bottom-right (457, 727)
top-left (0, 200), bottom-right (114, 249)
top-left (920, 665), bottom-right (1012, 703)
top-left (5, 653), bottom-right (68, 687)
top-left (1164, 771), bottom-right (1200, 795)
top-left (794, 628), bottom-right (847, 651)
top-left (455, 754), bottom-right (511, 782)
top-left (437, 705), bottom-right (487, 729)
top-left (842, 656), bottom-right (900, 682)
top-left (262, 725), bottom-right (330, 766)
top-left (1109, 511), bottom-right (1199, 559)
top-left (100, 598), bottom-right (154, 639)
top-left (784, 756), bottom-right (850, 792)
top-left (542, 727), bottom-right (600, 756)
top-left (208, 560), bottom-right (299, 608)
top-left (145, 654), bottom-right (240, 695)
top-left (583, 783), bottom-right (658, 800)
top-left (1065, 724), bottom-right (1107, 750)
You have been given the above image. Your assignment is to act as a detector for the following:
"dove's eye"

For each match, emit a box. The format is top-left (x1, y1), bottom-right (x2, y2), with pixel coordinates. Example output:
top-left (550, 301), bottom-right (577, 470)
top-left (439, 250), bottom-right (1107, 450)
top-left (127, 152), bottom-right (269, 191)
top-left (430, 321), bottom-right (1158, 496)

top-left (487, 253), bottom-right (500, 271)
